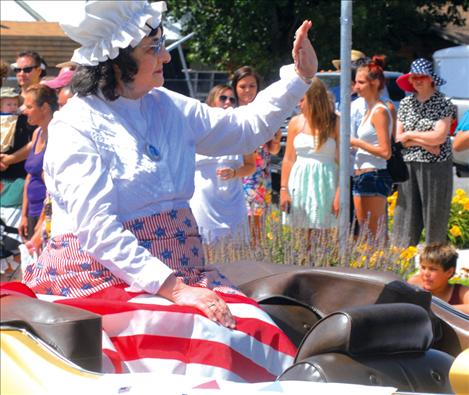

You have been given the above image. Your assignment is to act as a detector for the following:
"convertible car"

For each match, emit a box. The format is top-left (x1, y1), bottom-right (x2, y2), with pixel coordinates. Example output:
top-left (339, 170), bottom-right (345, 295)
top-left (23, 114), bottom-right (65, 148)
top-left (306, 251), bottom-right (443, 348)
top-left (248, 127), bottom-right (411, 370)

top-left (1, 262), bottom-right (468, 394)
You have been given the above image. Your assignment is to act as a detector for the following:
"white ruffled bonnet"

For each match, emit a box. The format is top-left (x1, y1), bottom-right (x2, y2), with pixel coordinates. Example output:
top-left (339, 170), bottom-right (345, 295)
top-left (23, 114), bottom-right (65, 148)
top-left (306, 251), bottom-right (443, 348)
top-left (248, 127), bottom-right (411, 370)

top-left (60, 1), bottom-right (167, 66)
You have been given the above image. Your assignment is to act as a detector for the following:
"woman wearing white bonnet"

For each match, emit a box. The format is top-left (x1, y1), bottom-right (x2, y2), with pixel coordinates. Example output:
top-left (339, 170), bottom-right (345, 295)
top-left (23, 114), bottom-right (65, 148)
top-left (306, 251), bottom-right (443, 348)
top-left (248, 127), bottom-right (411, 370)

top-left (22, 1), bottom-right (317, 381)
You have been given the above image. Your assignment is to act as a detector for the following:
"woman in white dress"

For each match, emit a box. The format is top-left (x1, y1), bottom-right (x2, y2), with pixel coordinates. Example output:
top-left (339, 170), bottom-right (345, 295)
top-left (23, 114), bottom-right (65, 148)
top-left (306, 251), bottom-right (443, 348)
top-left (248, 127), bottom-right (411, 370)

top-left (280, 77), bottom-right (339, 239)
top-left (191, 84), bottom-right (255, 243)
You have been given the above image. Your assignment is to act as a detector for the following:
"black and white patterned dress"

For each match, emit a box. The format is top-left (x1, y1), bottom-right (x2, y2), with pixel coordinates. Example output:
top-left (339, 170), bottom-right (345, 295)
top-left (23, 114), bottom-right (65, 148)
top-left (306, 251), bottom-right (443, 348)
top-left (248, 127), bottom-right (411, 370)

top-left (397, 91), bottom-right (456, 162)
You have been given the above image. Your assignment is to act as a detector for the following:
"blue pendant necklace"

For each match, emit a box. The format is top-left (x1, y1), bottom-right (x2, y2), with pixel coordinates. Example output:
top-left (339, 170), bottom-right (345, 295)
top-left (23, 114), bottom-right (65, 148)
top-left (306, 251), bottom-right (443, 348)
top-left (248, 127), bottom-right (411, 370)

top-left (139, 98), bottom-right (161, 162)
top-left (145, 142), bottom-right (161, 161)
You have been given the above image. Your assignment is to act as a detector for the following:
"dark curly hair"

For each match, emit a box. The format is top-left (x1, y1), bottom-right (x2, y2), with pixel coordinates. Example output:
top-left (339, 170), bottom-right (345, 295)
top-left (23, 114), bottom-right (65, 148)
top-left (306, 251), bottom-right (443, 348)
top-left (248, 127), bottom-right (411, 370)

top-left (72, 25), bottom-right (161, 101)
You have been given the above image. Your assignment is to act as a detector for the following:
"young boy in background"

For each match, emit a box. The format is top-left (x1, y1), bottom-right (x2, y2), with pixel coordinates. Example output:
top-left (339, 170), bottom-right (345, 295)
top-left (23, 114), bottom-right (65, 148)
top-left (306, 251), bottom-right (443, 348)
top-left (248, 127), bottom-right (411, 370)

top-left (408, 243), bottom-right (469, 314)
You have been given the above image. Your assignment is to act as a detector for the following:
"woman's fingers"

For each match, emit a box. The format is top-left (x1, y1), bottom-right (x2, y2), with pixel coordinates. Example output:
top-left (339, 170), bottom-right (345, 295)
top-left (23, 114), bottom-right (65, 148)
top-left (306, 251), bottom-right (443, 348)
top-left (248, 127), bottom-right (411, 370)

top-left (171, 283), bottom-right (236, 329)
top-left (217, 167), bottom-right (235, 180)
top-left (292, 20), bottom-right (318, 80)
top-left (201, 298), bottom-right (236, 329)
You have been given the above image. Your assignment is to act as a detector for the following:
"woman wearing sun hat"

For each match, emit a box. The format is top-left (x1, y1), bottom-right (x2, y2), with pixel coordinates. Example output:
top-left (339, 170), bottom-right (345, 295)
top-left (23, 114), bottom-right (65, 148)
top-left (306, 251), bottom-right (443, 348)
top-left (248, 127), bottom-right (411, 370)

top-left (392, 58), bottom-right (456, 247)
top-left (20, 1), bottom-right (318, 381)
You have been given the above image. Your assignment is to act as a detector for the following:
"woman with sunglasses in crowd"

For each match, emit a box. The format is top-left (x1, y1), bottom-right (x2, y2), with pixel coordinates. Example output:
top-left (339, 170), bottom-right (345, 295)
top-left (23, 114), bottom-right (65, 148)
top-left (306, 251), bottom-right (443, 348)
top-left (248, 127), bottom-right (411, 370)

top-left (20, 1), bottom-right (317, 382)
top-left (190, 84), bottom-right (255, 244)
top-left (231, 66), bottom-right (282, 244)
top-left (393, 59), bottom-right (456, 247)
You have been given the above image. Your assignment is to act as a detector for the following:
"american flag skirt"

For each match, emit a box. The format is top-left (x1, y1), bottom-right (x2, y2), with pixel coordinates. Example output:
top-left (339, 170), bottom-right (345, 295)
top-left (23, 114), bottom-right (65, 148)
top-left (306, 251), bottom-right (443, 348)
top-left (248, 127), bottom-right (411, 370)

top-left (22, 208), bottom-right (297, 382)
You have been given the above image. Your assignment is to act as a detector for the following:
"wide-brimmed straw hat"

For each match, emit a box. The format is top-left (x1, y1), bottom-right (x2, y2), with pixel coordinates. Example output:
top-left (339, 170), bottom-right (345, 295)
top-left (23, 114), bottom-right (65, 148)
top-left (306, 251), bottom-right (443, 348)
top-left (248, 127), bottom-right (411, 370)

top-left (396, 58), bottom-right (446, 93)
top-left (60, 1), bottom-right (167, 66)
top-left (55, 61), bottom-right (77, 71)
top-left (332, 50), bottom-right (366, 70)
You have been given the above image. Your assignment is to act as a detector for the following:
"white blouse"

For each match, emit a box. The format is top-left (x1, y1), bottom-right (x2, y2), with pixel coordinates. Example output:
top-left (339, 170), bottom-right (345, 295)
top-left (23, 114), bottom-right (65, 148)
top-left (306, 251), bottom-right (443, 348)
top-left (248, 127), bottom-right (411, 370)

top-left (190, 153), bottom-right (247, 243)
top-left (44, 65), bottom-right (308, 294)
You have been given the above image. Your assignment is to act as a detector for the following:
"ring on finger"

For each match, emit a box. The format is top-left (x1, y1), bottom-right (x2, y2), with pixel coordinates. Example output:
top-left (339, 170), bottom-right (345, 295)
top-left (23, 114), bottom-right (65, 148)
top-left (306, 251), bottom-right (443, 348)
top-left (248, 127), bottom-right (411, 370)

top-left (208, 303), bottom-right (216, 308)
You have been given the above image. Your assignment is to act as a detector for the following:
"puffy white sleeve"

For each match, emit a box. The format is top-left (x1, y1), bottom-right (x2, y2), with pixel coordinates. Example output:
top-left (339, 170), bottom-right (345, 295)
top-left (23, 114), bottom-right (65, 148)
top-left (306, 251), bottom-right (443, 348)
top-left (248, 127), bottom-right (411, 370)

top-left (44, 114), bottom-right (173, 295)
top-left (161, 64), bottom-right (310, 156)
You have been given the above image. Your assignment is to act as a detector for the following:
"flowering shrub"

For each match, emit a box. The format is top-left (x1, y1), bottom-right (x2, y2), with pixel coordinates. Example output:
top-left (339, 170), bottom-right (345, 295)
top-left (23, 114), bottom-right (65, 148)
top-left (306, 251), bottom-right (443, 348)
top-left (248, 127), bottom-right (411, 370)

top-left (448, 189), bottom-right (469, 248)
top-left (388, 189), bottom-right (469, 249)
top-left (450, 267), bottom-right (469, 287)
top-left (205, 207), bottom-right (417, 279)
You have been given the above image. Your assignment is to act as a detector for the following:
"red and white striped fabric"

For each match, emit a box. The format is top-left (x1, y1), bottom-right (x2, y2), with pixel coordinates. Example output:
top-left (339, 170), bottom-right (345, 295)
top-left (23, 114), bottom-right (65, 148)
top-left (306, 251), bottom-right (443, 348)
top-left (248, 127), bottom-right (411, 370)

top-left (34, 284), bottom-right (296, 382)
top-left (18, 207), bottom-right (298, 382)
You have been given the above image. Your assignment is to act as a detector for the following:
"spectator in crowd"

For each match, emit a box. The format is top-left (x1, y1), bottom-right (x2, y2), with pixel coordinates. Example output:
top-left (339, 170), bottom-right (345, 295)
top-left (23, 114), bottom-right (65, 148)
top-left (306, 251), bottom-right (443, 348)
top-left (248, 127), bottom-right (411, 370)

top-left (1, 88), bottom-right (20, 155)
top-left (1, 88), bottom-right (22, 234)
top-left (393, 58), bottom-right (456, 247)
top-left (330, 49), bottom-right (366, 110)
top-left (452, 109), bottom-right (469, 158)
top-left (190, 84), bottom-right (255, 243)
top-left (408, 243), bottom-right (469, 314)
top-left (280, 77), bottom-right (339, 239)
top-left (17, 85), bottom-right (58, 250)
top-left (351, 56), bottom-right (396, 140)
top-left (22, 72), bottom-right (77, 255)
top-left (21, 1), bottom-right (317, 381)
top-left (350, 60), bottom-right (393, 239)
top-left (12, 51), bottom-right (47, 97)
top-left (231, 66), bottom-right (282, 244)
top-left (42, 68), bottom-right (75, 108)
top-left (0, 73), bottom-right (36, 231)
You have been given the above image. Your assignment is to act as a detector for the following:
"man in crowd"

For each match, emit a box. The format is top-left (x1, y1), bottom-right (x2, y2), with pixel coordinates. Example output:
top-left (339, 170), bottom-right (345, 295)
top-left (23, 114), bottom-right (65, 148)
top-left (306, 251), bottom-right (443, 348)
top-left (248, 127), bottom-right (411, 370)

top-left (12, 51), bottom-right (47, 97)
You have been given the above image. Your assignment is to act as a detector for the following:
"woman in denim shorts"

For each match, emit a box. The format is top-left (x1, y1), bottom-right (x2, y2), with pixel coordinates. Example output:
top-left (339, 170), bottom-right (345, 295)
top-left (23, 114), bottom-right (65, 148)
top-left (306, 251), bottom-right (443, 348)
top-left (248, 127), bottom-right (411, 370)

top-left (350, 59), bottom-right (393, 238)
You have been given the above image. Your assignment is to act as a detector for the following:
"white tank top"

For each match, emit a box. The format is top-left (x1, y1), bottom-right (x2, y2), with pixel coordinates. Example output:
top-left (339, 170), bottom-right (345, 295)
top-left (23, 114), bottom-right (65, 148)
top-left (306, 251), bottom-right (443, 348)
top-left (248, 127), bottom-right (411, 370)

top-left (354, 103), bottom-right (392, 170)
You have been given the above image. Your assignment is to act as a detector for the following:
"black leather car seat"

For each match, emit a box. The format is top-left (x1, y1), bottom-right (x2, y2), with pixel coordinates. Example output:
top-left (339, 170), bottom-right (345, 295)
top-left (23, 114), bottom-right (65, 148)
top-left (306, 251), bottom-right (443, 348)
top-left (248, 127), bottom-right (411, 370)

top-left (278, 303), bottom-right (455, 394)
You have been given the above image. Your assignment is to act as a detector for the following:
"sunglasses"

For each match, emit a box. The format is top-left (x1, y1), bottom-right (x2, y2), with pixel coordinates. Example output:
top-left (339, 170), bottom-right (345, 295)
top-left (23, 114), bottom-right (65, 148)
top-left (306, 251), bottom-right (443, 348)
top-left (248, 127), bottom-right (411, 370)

top-left (141, 35), bottom-right (166, 55)
top-left (219, 95), bottom-right (236, 104)
top-left (13, 66), bottom-right (38, 74)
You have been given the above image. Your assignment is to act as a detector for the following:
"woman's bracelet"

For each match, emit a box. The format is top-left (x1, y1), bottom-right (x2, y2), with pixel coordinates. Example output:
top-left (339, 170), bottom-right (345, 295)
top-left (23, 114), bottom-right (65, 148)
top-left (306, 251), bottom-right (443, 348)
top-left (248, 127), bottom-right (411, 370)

top-left (280, 186), bottom-right (288, 191)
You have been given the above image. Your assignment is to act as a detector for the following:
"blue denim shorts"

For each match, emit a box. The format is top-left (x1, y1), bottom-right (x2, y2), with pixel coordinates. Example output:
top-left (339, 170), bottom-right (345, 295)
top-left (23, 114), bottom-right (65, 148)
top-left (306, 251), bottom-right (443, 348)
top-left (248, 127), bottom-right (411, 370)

top-left (352, 169), bottom-right (393, 198)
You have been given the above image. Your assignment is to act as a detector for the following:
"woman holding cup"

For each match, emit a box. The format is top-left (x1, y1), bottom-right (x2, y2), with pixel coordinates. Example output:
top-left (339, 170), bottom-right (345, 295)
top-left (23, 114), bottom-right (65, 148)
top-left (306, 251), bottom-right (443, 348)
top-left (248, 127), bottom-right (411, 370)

top-left (190, 84), bottom-right (255, 243)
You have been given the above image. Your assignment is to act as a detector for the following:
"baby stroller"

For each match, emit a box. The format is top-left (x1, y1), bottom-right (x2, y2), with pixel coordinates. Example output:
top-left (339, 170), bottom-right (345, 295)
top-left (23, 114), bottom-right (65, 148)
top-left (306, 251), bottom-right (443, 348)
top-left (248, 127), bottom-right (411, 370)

top-left (0, 218), bottom-right (21, 281)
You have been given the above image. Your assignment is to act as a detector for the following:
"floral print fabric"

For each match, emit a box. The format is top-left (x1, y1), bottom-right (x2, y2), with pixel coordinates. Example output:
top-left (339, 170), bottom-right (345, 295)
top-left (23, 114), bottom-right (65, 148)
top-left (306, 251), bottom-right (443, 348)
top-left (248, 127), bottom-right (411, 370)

top-left (243, 145), bottom-right (272, 216)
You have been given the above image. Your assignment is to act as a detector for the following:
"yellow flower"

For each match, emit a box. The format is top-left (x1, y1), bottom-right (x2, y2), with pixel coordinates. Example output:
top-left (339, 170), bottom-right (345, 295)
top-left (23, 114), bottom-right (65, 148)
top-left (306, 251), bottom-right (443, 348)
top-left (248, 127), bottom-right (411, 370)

top-left (271, 210), bottom-right (280, 223)
top-left (350, 260), bottom-right (360, 268)
top-left (400, 245), bottom-right (417, 260)
top-left (266, 232), bottom-right (273, 240)
top-left (463, 199), bottom-right (469, 211)
top-left (456, 188), bottom-right (466, 197)
top-left (449, 225), bottom-right (462, 237)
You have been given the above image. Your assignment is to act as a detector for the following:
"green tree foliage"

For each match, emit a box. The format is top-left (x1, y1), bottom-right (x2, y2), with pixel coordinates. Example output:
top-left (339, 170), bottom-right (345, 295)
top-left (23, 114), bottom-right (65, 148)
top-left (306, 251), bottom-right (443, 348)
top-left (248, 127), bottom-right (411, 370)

top-left (163, 0), bottom-right (468, 81)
